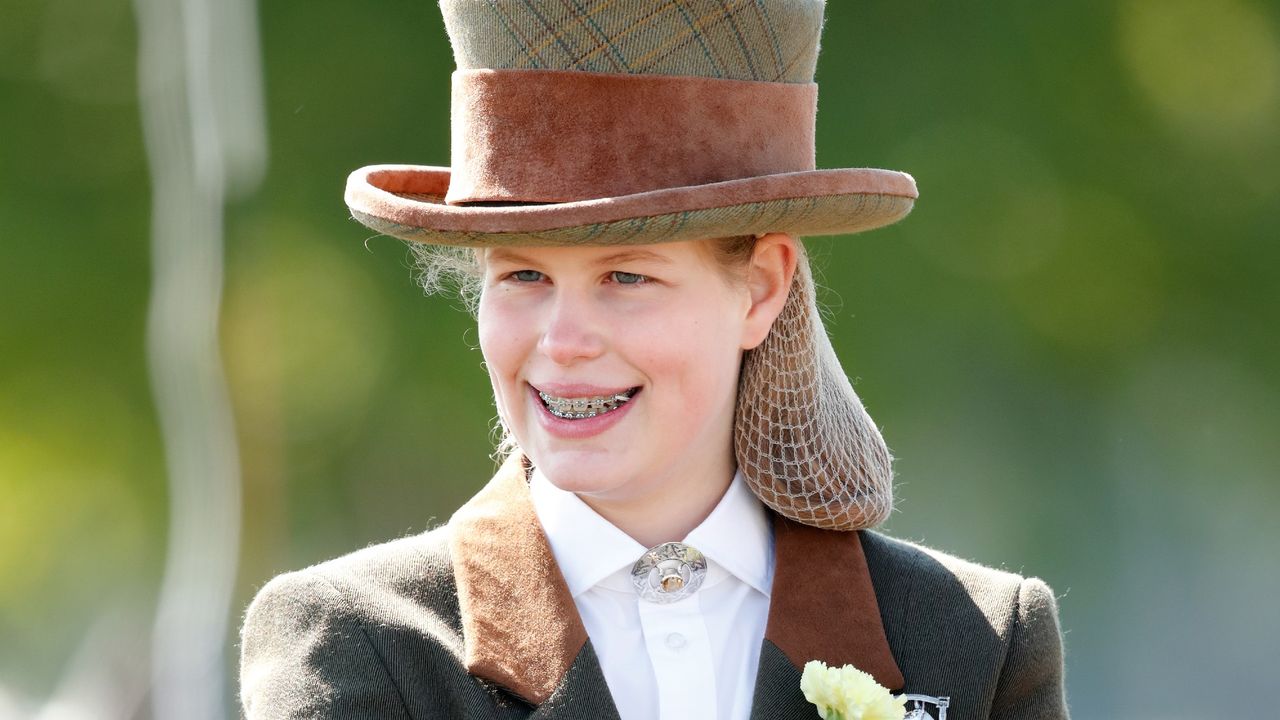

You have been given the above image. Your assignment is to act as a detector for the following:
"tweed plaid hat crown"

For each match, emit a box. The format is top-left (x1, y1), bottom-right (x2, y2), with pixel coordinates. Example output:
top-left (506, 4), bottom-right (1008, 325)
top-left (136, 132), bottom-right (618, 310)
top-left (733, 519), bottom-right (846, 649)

top-left (344, 0), bottom-right (917, 246)
top-left (345, 0), bottom-right (914, 530)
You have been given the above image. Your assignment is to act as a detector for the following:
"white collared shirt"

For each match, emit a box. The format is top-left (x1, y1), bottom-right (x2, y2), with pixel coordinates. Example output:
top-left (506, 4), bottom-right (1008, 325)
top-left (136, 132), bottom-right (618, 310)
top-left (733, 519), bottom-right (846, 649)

top-left (529, 469), bottom-right (775, 720)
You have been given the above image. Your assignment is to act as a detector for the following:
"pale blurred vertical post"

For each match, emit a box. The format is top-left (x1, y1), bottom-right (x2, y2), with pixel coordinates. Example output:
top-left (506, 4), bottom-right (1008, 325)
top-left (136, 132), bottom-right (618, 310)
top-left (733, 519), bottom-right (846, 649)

top-left (133, 0), bottom-right (265, 715)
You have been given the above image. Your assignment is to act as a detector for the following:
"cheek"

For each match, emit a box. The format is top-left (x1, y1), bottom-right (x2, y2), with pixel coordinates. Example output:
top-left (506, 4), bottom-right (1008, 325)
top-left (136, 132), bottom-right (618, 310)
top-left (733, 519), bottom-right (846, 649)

top-left (477, 297), bottom-right (534, 393)
top-left (638, 307), bottom-right (744, 411)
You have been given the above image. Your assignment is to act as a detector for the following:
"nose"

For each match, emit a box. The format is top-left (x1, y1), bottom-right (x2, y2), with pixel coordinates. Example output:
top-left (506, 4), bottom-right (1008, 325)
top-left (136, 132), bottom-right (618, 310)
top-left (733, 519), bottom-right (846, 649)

top-left (537, 292), bottom-right (606, 366)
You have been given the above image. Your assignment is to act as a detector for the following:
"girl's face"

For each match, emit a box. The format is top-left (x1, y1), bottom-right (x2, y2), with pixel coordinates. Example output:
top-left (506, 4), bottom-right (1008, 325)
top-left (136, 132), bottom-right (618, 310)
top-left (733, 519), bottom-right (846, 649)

top-left (477, 239), bottom-right (776, 521)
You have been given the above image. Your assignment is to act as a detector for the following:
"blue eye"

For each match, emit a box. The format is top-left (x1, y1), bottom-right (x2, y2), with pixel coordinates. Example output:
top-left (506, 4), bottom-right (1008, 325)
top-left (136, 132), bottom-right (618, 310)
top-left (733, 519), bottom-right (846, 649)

top-left (512, 270), bottom-right (543, 282)
top-left (612, 271), bottom-right (646, 285)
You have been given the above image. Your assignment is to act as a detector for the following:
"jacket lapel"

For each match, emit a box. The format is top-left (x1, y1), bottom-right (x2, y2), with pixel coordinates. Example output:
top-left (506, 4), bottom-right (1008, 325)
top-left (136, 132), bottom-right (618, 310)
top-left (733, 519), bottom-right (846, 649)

top-left (749, 640), bottom-right (812, 720)
top-left (527, 641), bottom-right (622, 720)
top-left (449, 459), bottom-right (902, 718)
top-left (751, 518), bottom-right (905, 717)
top-left (448, 455), bottom-right (598, 708)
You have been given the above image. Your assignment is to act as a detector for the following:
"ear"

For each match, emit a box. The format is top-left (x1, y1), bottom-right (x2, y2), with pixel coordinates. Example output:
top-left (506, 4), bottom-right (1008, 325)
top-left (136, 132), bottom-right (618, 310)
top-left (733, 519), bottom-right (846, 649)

top-left (741, 233), bottom-right (798, 350)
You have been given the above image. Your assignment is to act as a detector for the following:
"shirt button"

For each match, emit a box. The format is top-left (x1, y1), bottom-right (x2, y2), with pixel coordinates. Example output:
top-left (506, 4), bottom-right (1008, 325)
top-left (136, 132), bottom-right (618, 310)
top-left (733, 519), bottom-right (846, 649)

top-left (665, 632), bottom-right (687, 650)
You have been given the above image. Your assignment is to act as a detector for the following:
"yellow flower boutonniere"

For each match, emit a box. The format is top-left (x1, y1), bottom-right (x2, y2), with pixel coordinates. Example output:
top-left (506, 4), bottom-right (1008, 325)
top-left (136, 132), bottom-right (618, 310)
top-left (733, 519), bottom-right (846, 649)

top-left (800, 660), bottom-right (907, 720)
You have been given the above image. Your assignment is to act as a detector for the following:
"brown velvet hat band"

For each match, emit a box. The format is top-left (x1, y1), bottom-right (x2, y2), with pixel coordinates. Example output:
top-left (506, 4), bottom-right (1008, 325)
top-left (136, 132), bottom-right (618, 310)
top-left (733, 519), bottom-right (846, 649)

top-left (447, 69), bottom-right (818, 205)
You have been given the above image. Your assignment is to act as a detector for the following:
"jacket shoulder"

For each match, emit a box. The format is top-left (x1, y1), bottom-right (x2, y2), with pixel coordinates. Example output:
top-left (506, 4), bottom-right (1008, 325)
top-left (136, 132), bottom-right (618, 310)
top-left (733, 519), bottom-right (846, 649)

top-left (240, 526), bottom-right (462, 719)
top-left (860, 531), bottom-right (1069, 720)
top-left (293, 525), bottom-right (456, 606)
top-left (244, 524), bottom-right (459, 639)
top-left (861, 530), bottom-right (1032, 616)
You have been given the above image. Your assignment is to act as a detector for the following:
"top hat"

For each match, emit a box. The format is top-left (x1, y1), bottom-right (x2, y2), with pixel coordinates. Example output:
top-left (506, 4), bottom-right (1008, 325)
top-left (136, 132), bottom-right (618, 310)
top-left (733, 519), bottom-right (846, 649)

top-left (344, 0), bottom-right (912, 531)
top-left (343, 0), bottom-right (917, 246)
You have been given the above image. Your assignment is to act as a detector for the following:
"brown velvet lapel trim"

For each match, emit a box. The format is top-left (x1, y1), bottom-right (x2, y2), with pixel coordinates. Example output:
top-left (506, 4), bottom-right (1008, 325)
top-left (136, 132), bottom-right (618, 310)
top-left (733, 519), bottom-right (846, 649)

top-left (764, 517), bottom-right (905, 690)
top-left (448, 455), bottom-right (588, 705)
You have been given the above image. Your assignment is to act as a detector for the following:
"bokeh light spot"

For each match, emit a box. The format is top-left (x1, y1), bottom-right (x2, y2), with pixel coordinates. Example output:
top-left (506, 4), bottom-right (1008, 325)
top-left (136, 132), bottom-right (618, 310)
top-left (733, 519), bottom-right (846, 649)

top-left (38, 0), bottom-right (135, 105)
top-left (894, 123), bottom-right (1066, 280)
top-left (223, 219), bottom-right (392, 442)
top-left (0, 370), bottom-right (149, 683)
top-left (1007, 191), bottom-right (1164, 354)
top-left (1120, 0), bottom-right (1280, 143)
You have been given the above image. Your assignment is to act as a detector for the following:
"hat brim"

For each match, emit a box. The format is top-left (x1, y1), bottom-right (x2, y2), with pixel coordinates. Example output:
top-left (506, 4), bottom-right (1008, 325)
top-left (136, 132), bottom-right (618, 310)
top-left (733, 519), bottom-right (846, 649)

top-left (345, 165), bottom-right (917, 247)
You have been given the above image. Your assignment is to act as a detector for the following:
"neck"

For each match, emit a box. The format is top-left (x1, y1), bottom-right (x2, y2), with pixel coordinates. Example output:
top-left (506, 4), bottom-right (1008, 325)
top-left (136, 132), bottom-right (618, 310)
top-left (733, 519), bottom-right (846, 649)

top-left (578, 454), bottom-right (736, 549)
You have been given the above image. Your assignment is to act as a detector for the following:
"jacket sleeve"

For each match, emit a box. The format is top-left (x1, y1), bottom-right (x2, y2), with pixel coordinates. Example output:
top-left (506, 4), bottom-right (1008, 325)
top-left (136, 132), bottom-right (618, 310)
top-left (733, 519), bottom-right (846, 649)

top-left (989, 577), bottom-right (1070, 720)
top-left (239, 570), bottom-right (412, 720)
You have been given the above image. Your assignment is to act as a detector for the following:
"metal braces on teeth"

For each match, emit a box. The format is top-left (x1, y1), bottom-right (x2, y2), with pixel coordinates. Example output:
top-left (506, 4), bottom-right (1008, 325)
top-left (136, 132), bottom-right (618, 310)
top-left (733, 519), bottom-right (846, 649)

top-left (539, 390), bottom-right (633, 420)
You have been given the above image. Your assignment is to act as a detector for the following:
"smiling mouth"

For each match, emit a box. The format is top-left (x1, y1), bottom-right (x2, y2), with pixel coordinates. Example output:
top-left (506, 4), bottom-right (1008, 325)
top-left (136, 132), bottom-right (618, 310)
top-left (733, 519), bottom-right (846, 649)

top-left (537, 387), bottom-right (639, 420)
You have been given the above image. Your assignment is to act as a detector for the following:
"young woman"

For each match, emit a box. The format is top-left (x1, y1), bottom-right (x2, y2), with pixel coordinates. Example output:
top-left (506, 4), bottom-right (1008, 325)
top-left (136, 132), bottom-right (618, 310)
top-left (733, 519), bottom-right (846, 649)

top-left (240, 2), bottom-right (1068, 719)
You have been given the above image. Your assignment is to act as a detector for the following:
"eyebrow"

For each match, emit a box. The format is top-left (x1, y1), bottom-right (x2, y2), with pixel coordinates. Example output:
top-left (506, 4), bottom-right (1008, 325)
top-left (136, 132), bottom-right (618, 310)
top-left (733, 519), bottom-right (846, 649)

top-left (484, 248), bottom-right (536, 266)
top-left (591, 249), bottom-right (673, 267)
top-left (485, 248), bottom-right (673, 267)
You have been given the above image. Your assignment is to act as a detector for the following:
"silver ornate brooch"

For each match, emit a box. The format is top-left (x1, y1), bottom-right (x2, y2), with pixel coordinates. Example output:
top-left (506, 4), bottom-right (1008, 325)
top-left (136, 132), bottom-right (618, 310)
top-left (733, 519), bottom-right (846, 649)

top-left (630, 541), bottom-right (707, 603)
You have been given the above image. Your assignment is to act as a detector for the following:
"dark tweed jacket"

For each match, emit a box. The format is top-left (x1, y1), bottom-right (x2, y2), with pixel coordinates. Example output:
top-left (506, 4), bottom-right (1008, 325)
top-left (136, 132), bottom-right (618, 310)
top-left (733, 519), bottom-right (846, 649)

top-left (240, 458), bottom-right (1068, 719)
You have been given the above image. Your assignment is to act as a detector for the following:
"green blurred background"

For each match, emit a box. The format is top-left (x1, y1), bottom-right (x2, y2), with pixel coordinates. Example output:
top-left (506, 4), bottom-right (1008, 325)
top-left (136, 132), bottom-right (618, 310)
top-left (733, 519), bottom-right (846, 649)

top-left (2, 0), bottom-right (1278, 717)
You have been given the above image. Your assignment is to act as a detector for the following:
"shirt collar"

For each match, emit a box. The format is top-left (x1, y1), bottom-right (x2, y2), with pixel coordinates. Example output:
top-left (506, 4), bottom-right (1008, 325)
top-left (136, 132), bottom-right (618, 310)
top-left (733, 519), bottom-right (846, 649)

top-left (529, 468), bottom-right (775, 599)
top-left (685, 470), bottom-right (774, 597)
top-left (529, 469), bottom-right (647, 598)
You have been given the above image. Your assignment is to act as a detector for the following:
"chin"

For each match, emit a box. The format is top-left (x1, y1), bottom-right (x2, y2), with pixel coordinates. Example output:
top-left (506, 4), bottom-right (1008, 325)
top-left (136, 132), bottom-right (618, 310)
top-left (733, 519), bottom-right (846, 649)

top-left (532, 449), bottom-right (636, 498)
